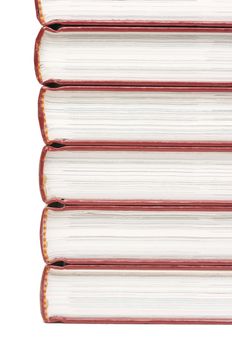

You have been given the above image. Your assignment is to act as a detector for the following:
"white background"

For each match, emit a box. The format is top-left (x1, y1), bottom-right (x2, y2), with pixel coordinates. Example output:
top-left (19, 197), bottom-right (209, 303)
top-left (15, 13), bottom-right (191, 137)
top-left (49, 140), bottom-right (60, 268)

top-left (0, 1), bottom-right (231, 348)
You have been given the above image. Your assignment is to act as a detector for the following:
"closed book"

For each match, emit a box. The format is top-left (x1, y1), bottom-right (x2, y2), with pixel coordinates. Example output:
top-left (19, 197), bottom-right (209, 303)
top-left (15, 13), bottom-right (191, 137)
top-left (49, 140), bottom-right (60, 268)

top-left (40, 145), bottom-right (232, 205)
top-left (35, 0), bottom-right (232, 27)
top-left (41, 204), bottom-right (232, 265)
top-left (35, 27), bottom-right (232, 87)
top-left (39, 86), bottom-right (232, 146)
top-left (41, 265), bottom-right (232, 324)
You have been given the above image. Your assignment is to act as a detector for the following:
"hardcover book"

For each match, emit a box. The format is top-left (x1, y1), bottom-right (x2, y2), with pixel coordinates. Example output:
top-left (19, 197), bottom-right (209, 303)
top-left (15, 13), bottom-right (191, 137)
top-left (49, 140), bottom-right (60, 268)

top-left (41, 204), bottom-right (232, 265)
top-left (35, 2), bottom-right (232, 325)
top-left (35, 0), bottom-right (232, 27)
top-left (39, 86), bottom-right (232, 146)
top-left (41, 265), bottom-right (232, 324)
top-left (40, 146), bottom-right (232, 204)
top-left (35, 27), bottom-right (232, 87)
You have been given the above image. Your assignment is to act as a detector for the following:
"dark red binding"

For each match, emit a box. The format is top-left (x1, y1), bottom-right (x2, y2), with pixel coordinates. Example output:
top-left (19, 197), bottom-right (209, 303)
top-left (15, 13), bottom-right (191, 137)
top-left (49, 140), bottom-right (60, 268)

top-left (34, 0), bottom-right (232, 28)
top-left (41, 204), bottom-right (232, 265)
top-left (41, 265), bottom-right (232, 324)
top-left (35, 26), bottom-right (232, 87)
top-left (39, 86), bottom-right (232, 146)
top-left (40, 145), bottom-right (232, 204)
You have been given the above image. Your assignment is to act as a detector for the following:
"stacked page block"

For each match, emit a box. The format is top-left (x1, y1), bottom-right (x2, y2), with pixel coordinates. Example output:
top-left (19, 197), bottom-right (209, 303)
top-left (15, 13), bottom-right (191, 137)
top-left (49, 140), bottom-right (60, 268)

top-left (35, 0), bottom-right (232, 324)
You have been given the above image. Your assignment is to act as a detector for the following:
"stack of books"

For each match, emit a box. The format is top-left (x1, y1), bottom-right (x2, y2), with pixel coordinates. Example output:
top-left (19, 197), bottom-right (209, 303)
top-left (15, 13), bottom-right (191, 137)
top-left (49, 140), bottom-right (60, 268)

top-left (35, 0), bottom-right (232, 324)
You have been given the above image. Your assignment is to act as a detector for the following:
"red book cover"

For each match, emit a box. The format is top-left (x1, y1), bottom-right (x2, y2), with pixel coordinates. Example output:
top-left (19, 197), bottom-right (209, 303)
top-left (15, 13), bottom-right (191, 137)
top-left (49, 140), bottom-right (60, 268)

top-left (39, 85), bottom-right (232, 147)
top-left (36, 2), bottom-right (232, 328)
top-left (35, 26), bottom-right (232, 88)
top-left (41, 203), bottom-right (232, 266)
top-left (34, 0), bottom-right (232, 28)
top-left (40, 145), bottom-right (232, 205)
top-left (41, 264), bottom-right (232, 324)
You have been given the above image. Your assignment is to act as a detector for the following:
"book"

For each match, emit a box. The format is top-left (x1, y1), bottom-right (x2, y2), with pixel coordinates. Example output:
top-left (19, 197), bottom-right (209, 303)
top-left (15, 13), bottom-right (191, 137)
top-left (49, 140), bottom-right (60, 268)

top-left (35, 0), bottom-right (232, 27)
top-left (39, 86), bottom-right (232, 146)
top-left (40, 145), bottom-right (232, 204)
top-left (35, 27), bottom-right (232, 87)
top-left (41, 265), bottom-right (232, 324)
top-left (41, 204), bottom-right (232, 265)
top-left (35, 6), bottom-right (232, 326)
